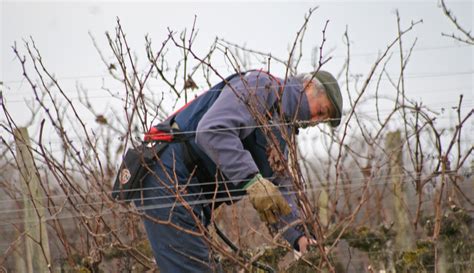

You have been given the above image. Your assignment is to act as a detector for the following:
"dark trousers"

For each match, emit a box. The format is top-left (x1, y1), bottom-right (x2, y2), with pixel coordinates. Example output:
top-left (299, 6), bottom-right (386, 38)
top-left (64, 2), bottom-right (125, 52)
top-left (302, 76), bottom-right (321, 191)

top-left (135, 143), bottom-right (220, 273)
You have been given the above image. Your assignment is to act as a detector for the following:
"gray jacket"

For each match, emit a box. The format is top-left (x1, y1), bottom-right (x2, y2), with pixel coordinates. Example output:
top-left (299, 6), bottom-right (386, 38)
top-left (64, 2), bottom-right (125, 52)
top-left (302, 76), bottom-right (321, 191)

top-left (195, 70), bottom-right (311, 249)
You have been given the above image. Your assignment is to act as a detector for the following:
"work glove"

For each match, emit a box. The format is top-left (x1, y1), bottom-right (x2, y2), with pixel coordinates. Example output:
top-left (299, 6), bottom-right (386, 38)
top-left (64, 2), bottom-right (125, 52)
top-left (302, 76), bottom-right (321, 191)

top-left (244, 174), bottom-right (291, 224)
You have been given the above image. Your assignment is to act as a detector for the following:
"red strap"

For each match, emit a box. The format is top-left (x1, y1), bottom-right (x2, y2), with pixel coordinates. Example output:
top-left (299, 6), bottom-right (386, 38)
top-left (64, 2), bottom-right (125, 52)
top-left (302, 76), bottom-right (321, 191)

top-left (143, 94), bottom-right (198, 142)
top-left (144, 127), bottom-right (174, 142)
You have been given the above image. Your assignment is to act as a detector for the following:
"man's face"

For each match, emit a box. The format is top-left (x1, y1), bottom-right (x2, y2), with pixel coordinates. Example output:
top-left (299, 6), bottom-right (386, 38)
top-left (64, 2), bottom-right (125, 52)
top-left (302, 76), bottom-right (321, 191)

top-left (303, 82), bottom-right (336, 127)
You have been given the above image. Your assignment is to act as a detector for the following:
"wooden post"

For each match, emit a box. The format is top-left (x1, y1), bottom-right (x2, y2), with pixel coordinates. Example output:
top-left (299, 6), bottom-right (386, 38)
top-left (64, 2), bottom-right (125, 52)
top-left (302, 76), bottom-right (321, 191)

top-left (13, 235), bottom-right (27, 273)
top-left (14, 127), bottom-right (51, 273)
top-left (386, 131), bottom-right (415, 251)
top-left (434, 155), bottom-right (449, 273)
top-left (318, 188), bottom-right (329, 227)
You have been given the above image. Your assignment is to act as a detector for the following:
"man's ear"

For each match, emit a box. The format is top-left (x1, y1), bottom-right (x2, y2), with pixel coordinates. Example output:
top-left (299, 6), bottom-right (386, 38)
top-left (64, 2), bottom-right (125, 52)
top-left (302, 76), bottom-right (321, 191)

top-left (303, 81), bottom-right (315, 99)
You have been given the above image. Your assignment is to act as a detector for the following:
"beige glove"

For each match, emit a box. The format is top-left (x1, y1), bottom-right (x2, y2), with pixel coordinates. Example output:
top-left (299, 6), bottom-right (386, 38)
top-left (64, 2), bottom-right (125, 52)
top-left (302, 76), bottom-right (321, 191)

top-left (244, 174), bottom-right (291, 224)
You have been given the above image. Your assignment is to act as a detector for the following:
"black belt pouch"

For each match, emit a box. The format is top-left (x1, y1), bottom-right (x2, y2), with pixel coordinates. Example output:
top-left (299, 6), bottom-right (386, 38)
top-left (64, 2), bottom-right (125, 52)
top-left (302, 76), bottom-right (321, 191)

top-left (112, 143), bottom-right (167, 203)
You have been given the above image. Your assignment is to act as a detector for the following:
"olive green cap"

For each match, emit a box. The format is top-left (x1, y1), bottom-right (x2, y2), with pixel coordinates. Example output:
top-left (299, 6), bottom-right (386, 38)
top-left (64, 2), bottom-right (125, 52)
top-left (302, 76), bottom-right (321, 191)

top-left (314, 70), bottom-right (343, 127)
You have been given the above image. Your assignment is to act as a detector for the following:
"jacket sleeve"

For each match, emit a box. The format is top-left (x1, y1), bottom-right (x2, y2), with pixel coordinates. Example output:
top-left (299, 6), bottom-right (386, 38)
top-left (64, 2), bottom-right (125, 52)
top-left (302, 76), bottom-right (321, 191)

top-left (195, 71), bottom-right (279, 186)
top-left (195, 71), bottom-right (305, 250)
top-left (273, 175), bottom-right (305, 251)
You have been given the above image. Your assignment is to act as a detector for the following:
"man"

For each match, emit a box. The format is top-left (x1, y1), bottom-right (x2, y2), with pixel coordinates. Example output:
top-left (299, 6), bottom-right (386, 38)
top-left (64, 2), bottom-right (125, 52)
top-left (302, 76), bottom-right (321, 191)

top-left (136, 70), bottom-right (342, 272)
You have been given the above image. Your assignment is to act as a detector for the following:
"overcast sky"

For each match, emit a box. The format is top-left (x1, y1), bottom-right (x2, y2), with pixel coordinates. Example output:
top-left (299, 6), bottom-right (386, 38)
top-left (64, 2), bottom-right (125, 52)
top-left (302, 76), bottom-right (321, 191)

top-left (1, 1), bottom-right (473, 143)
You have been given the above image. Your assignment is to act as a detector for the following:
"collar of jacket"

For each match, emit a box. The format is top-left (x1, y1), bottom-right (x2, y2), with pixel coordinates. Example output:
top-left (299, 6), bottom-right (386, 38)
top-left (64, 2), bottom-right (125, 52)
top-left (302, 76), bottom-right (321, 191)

top-left (281, 77), bottom-right (310, 123)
